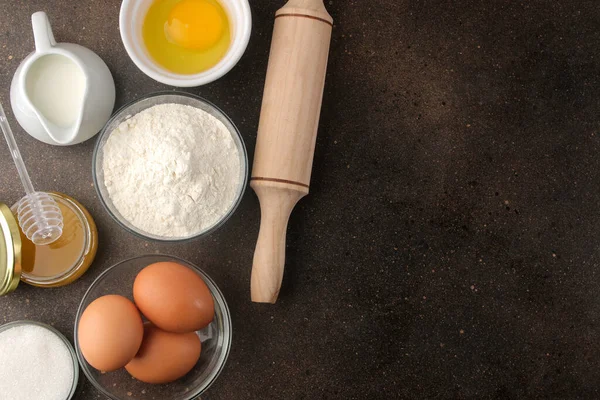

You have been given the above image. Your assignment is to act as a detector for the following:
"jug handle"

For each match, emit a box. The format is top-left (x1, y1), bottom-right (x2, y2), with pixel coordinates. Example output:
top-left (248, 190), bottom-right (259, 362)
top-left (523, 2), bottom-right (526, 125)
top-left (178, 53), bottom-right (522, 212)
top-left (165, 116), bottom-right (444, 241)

top-left (32, 12), bottom-right (56, 52)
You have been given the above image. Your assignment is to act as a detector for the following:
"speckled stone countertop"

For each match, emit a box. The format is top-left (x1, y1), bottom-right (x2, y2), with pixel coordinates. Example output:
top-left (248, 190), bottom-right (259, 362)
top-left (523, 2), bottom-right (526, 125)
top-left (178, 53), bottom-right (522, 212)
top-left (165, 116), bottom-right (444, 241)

top-left (1, 0), bottom-right (600, 399)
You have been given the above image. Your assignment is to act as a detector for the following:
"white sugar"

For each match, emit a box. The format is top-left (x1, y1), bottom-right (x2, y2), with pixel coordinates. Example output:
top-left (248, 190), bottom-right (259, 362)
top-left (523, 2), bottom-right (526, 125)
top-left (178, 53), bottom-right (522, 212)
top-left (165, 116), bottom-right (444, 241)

top-left (0, 324), bottom-right (74, 400)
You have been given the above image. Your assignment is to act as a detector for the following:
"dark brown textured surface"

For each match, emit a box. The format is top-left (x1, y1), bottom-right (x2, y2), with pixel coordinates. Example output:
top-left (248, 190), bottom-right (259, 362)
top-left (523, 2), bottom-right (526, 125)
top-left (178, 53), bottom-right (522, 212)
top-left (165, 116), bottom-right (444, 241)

top-left (1, 0), bottom-right (600, 399)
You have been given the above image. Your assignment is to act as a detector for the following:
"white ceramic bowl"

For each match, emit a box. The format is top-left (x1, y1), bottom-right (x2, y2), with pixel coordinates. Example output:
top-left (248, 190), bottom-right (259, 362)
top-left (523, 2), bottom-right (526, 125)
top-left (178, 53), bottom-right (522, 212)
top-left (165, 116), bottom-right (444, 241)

top-left (119, 0), bottom-right (251, 87)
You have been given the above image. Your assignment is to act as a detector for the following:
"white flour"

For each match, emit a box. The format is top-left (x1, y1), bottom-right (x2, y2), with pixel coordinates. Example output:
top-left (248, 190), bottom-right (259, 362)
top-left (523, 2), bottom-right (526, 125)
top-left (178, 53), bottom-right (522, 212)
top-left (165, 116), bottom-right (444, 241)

top-left (102, 103), bottom-right (241, 237)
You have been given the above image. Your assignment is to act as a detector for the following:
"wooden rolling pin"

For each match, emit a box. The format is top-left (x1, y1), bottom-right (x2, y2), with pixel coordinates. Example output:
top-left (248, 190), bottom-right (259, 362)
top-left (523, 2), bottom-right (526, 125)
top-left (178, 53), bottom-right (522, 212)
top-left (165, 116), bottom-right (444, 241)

top-left (250, 0), bottom-right (333, 303)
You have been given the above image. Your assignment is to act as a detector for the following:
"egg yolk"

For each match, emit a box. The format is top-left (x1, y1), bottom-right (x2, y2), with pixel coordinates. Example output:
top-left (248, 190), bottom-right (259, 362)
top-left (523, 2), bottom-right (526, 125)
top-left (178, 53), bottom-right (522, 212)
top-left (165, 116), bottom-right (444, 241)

top-left (165, 0), bottom-right (225, 51)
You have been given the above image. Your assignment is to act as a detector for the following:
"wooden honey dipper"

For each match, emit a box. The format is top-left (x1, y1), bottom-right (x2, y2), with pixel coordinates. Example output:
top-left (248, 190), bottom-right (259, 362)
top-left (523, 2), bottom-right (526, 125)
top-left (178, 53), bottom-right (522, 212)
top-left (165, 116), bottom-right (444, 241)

top-left (250, 0), bottom-right (333, 303)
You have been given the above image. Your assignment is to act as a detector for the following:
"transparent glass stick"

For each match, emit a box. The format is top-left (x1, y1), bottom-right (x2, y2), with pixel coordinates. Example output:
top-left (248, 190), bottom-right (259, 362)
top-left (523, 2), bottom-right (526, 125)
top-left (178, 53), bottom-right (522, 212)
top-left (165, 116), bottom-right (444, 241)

top-left (0, 102), bottom-right (63, 245)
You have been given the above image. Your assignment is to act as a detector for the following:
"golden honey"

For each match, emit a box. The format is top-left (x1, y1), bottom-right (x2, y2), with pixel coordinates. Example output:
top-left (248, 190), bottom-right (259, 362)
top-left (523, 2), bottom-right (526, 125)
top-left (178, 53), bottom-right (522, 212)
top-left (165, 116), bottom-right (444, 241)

top-left (13, 192), bottom-right (97, 287)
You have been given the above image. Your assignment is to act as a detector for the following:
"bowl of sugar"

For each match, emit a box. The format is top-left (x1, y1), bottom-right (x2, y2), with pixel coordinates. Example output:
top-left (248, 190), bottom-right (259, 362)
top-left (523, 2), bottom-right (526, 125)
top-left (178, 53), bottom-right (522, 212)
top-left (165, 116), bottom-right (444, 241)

top-left (92, 91), bottom-right (248, 242)
top-left (0, 320), bottom-right (79, 399)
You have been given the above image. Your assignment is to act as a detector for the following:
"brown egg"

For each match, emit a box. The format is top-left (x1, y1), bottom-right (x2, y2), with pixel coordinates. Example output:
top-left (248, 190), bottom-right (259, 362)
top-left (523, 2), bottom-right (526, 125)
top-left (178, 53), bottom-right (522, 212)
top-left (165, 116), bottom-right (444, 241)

top-left (125, 323), bottom-right (201, 384)
top-left (78, 295), bottom-right (144, 371)
top-left (133, 261), bottom-right (215, 333)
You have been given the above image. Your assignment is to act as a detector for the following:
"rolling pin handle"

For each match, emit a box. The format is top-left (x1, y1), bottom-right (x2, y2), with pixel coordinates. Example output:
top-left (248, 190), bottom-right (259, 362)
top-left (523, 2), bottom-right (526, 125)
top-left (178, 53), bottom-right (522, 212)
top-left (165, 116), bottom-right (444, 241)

top-left (250, 182), bottom-right (307, 303)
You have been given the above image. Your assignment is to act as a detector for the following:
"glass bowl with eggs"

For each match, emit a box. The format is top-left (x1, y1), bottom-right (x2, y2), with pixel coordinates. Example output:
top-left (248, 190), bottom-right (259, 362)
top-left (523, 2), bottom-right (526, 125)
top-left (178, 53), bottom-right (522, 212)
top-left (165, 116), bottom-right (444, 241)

top-left (119, 0), bottom-right (251, 86)
top-left (92, 91), bottom-right (248, 242)
top-left (74, 254), bottom-right (232, 400)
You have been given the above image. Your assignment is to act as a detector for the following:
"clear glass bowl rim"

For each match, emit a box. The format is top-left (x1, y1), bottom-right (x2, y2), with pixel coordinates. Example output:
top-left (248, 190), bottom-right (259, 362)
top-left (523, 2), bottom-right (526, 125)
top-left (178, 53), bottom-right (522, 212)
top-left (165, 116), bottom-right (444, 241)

top-left (92, 91), bottom-right (249, 243)
top-left (73, 254), bottom-right (232, 400)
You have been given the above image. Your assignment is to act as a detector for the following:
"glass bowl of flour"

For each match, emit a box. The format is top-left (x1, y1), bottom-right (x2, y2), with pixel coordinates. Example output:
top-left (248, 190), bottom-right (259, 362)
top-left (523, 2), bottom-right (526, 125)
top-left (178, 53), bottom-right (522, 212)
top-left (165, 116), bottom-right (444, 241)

top-left (93, 92), bottom-right (248, 241)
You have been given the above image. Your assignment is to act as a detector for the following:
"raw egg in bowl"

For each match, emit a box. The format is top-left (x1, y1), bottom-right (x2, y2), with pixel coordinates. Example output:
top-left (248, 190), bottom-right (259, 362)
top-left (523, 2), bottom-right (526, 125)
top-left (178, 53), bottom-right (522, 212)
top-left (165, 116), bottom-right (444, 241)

top-left (120, 0), bottom-right (251, 86)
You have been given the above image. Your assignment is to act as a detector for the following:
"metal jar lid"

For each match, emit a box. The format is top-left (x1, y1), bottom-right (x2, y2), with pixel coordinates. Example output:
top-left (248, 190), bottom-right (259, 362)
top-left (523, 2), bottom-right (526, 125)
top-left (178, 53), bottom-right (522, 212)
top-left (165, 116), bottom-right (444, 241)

top-left (0, 203), bottom-right (21, 295)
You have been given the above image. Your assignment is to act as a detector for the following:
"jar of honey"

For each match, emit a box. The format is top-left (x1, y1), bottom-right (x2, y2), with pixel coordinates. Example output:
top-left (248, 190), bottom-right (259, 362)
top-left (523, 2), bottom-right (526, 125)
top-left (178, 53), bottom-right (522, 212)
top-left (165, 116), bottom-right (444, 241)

top-left (0, 192), bottom-right (97, 294)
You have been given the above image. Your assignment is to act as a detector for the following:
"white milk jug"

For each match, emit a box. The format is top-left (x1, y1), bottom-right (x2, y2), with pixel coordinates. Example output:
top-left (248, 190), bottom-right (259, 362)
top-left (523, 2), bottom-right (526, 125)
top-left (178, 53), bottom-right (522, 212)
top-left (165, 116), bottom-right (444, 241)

top-left (10, 12), bottom-right (115, 146)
